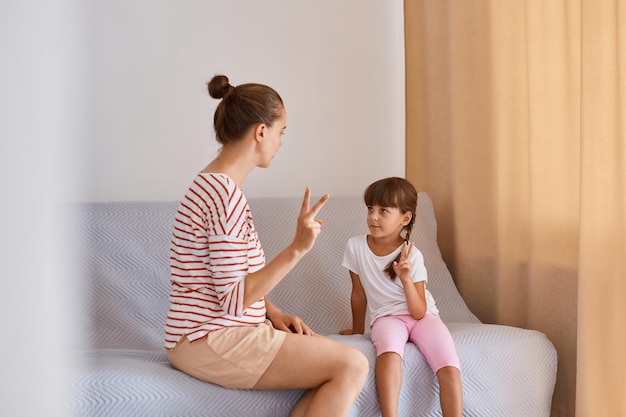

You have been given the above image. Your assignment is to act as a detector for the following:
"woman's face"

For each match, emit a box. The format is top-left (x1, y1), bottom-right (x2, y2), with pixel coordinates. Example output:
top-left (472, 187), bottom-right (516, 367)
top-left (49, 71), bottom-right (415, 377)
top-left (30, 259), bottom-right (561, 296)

top-left (258, 108), bottom-right (286, 168)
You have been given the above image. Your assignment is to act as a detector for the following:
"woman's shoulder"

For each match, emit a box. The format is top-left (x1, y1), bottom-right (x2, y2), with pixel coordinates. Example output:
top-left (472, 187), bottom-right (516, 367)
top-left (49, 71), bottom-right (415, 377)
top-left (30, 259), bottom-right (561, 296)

top-left (195, 172), bottom-right (237, 192)
top-left (191, 172), bottom-right (242, 201)
top-left (177, 172), bottom-right (244, 215)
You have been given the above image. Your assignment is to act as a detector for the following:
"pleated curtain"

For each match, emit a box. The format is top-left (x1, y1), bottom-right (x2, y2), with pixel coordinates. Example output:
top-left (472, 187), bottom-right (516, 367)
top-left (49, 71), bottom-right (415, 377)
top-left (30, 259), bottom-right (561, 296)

top-left (404, 1), bottom-right (625, 416)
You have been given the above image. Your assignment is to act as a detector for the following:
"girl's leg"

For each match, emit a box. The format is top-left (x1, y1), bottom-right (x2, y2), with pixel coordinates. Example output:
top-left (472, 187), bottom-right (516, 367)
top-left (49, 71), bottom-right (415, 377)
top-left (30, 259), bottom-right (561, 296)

top-left (370, 316), bottom-right (410, 417)
top-left (376, 352), bottom-right (403, 417)
top-left (408, 314), bottom-right (463, 417)
top-left (437, 366), bottom-right (463, 417)
top-left (253, 333), bottom-right (368, 417)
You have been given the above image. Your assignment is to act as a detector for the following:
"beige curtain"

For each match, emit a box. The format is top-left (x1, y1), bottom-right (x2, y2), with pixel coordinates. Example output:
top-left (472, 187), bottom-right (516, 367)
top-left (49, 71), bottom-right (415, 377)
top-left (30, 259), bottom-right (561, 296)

top-left (404, 1), bottom-right (625, 416)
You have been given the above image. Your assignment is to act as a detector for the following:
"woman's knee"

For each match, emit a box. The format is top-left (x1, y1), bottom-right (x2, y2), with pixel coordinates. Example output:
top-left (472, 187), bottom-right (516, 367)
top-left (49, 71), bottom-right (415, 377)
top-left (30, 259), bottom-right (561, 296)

top-left (338, 346), bottom-right (369, 382)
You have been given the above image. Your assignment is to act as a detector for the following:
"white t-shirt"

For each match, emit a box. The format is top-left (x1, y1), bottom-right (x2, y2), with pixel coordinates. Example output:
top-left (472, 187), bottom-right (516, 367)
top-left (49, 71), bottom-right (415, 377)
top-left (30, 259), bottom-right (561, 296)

top-left (342, 235), bottom-right (439, 324)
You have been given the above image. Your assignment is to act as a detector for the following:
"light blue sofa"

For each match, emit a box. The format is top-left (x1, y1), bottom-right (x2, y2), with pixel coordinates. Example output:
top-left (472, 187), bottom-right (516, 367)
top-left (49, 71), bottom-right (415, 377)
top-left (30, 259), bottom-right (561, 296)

top-left (70, 193), bottom-right (557, 416)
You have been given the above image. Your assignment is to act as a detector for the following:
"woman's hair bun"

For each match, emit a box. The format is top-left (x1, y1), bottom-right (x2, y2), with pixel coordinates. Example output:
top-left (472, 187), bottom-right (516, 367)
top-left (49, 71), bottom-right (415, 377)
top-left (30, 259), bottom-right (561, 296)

top-left (207, 74), bottom-right (235, 99)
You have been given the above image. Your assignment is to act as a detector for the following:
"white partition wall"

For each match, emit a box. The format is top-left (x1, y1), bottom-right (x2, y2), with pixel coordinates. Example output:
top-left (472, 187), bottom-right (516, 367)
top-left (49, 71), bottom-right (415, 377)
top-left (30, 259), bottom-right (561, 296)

top-left (1, 2), bottom-right (404, 416)
top-left (87, 0), bottom-right (405, 201)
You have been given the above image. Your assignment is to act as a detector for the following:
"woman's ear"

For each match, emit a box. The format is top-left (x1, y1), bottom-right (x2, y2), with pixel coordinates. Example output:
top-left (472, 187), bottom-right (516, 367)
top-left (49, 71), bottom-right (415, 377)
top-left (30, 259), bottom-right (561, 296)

top-left (254, 123), bottom-right (266, 143)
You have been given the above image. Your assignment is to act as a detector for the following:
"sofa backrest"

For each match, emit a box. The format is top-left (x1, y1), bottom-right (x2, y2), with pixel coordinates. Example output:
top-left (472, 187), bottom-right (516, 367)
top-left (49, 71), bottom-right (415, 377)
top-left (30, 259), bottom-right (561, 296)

top-left (72, 193), bottom-right (478, 350)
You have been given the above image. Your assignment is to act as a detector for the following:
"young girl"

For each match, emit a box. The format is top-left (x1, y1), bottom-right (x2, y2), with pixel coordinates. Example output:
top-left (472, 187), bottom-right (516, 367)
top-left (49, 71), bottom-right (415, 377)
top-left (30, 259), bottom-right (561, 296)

top-left (340, 177), bottom-right (463, 417)
top-left (164, 74), bottom-right (368, 417)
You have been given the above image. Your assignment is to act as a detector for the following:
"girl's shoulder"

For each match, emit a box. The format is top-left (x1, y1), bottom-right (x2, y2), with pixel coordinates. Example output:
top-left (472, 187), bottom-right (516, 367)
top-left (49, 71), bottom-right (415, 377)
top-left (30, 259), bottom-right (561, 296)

top-left (346, 234), bottom-right (368, 248)
top-left (408, 241), bottom-right (425, 260)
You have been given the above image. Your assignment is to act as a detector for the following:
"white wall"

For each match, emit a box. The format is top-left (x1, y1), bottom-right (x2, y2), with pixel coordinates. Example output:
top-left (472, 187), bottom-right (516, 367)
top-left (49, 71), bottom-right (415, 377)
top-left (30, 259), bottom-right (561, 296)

top-left (1, 1), bottom-right (87, 416)
top-left (0, 2), bottom-right (404, 415)
top-left (87, 0), bottom-right (405, 201)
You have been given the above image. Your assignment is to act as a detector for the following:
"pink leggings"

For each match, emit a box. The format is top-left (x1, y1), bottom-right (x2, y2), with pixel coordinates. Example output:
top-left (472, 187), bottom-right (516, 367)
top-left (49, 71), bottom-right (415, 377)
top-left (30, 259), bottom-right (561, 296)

top-left (370, 314), bottom-right (460, 373)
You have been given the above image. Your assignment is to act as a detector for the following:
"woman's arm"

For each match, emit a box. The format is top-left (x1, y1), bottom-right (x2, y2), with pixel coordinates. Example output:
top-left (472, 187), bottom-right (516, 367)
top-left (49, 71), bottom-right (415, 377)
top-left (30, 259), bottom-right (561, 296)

top-left (243, 188), bottom-right (329, 308)
top-left (340, 271), bottom-right (367, 335)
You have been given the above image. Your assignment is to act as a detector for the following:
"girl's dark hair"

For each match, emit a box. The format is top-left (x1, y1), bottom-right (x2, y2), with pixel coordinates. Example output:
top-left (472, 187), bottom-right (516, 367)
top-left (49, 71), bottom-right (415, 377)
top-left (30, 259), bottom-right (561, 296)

top-left (207, 74), bottom-right (284, 146)
top-left (364, 177), bottom-right (418, 280)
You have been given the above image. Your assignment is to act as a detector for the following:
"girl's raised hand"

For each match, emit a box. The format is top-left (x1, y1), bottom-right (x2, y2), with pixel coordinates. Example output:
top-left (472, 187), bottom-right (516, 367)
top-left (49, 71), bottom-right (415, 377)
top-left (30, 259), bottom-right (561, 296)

top-left (291, 187), bottom-right (330, 255)
top-left (393, 241), bottom-right (414, 283)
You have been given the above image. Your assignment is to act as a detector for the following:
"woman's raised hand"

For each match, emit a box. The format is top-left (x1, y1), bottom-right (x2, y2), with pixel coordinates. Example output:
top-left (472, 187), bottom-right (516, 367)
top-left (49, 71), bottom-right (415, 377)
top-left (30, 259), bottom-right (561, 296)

top-left (291, 187), bottom-right (329, 255)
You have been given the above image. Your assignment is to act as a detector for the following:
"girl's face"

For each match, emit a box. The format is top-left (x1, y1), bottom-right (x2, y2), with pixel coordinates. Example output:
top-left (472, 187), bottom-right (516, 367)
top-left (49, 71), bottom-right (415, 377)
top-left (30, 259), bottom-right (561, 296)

top-left (367, 205), bottom-right (411, 240)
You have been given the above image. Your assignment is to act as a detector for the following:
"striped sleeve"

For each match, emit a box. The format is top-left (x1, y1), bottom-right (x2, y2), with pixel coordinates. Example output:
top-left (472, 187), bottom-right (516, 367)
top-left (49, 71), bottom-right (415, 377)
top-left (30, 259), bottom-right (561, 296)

top-left (165, 173), bottom-right (266, 349)
top-left (199, 175), bottom-right (264, 317)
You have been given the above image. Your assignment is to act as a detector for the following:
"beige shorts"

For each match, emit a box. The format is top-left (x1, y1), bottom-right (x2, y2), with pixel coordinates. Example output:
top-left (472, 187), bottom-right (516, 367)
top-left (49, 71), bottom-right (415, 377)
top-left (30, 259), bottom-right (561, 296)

top-left (166, 320), bottom-right (286, 389)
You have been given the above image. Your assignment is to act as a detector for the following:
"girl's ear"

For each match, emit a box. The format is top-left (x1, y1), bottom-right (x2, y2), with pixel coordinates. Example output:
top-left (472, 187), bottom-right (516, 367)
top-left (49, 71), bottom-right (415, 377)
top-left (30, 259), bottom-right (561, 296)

top-left (402, 211), bottom-right (413, 226)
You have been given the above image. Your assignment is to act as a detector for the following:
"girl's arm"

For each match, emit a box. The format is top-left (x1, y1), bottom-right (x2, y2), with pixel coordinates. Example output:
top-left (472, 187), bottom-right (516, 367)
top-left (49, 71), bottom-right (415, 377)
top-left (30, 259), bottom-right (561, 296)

top-left (340, 271), bottom-right (367, 335)
top-left (402, 280), bottom-right (428, 320)
top-left (394, 242), bottom-right (428, 320)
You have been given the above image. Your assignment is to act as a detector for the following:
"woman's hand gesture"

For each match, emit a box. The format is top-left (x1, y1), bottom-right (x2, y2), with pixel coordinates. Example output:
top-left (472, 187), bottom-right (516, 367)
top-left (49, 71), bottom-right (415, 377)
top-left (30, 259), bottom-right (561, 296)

top-left (291, 187), bottom-right (329, 255)
top-left (393, 241), bottom-right (414, 284)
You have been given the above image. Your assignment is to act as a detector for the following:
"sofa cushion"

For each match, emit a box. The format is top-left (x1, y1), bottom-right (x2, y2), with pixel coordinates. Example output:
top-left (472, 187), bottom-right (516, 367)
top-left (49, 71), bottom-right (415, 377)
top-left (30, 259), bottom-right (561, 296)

top-left (70, 193), bottom-right (556, 417)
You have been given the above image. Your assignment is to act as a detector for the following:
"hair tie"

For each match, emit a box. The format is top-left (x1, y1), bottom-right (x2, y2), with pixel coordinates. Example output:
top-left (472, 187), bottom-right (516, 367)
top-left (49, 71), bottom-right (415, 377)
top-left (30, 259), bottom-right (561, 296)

top-left (224, 84), bottom-right (235, 97)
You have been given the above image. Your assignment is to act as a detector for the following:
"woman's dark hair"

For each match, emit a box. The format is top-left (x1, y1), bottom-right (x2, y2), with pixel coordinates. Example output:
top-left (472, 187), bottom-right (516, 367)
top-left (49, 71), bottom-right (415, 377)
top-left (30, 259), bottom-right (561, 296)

top-left (207, 74), bottom-right (284, 146)
top-left (364, 177), bottom-right (418, 280)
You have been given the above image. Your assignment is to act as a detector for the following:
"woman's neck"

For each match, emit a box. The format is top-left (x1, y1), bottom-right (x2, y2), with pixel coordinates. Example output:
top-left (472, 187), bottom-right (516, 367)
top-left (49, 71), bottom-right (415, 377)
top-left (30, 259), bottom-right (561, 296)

top-left (202, 145), bottom-right (255, 188)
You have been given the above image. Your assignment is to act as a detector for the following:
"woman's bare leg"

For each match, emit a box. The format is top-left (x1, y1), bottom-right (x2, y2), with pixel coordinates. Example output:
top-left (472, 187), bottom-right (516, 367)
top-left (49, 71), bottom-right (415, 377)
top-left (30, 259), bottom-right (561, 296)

top-left (254, 334), bottom-right (368, 417)
top-left (289, 389), bottom-right (317, 417)
top-left (437, 366), bottom-right (463, 417)
top-left (375, 352), bottom-right (403, 417)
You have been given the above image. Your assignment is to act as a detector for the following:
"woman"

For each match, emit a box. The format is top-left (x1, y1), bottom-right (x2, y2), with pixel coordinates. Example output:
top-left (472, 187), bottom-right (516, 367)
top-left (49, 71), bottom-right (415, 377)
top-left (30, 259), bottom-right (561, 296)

top-left (164, 74), bottom-right (368, 417)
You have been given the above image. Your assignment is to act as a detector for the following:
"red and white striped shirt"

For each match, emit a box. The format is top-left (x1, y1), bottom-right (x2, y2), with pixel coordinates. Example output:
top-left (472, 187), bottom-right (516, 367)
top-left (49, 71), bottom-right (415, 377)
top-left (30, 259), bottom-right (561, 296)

top-left (164, 173), bottom-right (266, 349)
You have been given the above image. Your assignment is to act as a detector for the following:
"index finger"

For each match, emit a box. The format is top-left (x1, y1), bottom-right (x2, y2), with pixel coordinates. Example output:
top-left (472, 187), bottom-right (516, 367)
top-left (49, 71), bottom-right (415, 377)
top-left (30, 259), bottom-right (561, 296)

top-left (300, 187), bottom-right (311, 215)
top-left (308, 193), bottom-right (330, 218)
top-left (404, 241), bottom-right (414, 258)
